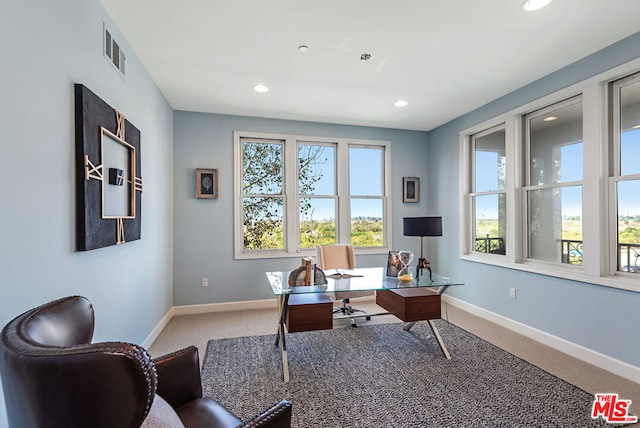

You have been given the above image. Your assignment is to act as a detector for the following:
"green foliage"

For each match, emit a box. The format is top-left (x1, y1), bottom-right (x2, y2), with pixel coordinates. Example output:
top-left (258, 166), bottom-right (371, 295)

top-left (475, 219), bottom-right (498, 239)
top-left (243, 142), bottom-right (327, 250)
top-left (243, 197), bottom-right (283, 249)
top-left (619, 226), bottom-right (640, 244)
top-left (351, 217), bottom-right (383, 247)
top-left (299, 219), bottom-right (336, 249)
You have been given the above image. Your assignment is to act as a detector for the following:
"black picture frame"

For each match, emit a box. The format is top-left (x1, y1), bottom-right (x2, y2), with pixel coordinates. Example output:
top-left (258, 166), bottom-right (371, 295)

top-left (75, 84), bottom-right (142, 251)
top-left (403, 177), bottom-right (419, 203)
top-left (196, 168), bottom-right (218, 199)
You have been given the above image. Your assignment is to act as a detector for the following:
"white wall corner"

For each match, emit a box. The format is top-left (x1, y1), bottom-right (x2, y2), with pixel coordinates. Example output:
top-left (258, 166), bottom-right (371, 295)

top-left (141, 308), bottom-right (174, 349)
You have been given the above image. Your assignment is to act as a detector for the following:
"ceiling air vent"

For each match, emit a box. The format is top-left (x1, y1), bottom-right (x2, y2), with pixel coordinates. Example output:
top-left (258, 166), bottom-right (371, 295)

top-left (103, 24), bottom-right (126, 76)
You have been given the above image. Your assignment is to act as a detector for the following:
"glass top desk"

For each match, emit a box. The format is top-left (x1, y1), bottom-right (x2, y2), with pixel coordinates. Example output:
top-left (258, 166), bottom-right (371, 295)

top-left (265, 267), bottom-right (463, 382)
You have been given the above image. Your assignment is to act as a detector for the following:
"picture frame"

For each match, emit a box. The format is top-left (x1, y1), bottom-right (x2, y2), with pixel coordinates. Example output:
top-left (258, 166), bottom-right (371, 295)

top-left (196, 168), bottom-right (218, 199)
top-left (386, 251), bottom-right (402, 277)
top-left (403, 177), bottom-right (419, 203)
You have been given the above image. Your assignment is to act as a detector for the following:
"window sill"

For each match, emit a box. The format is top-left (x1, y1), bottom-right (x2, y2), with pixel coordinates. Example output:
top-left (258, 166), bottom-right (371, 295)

top-left (235, 247), bottom-right (391, 260)
top-left (460, 254), bottom-right (640, 293)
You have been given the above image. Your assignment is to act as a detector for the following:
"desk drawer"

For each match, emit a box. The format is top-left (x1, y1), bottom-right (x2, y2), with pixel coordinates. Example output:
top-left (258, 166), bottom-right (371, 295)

top-left (286, 294), bottom-right (333, 333)
top-left (376, 288), bottom-right (441, 322)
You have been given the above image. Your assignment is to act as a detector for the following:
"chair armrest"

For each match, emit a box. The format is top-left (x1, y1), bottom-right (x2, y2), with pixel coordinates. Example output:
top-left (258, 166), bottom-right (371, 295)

top-left (153, 345), bottom-right (203, 408)
top-left (239, 399), bottom-right (292, 428)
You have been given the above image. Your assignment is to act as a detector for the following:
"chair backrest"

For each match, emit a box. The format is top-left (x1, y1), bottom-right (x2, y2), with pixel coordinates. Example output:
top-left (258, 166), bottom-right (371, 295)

top-left (0, 296), bottom-right (156, 428)
top-left (316, 244), bottom-right (356, 270)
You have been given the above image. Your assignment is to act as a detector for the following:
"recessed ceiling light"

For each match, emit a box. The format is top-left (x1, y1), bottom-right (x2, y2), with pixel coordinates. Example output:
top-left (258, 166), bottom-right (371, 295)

top-left (523, 0), bottom-right (552, 11)
top-left (253, 84), bottom-right (269, 93)
top-left (543, 116), bottom-right (558, 122)
top-left (394, 100), bottom-right (408, 107)
top-left (298, 45), bottom-right (309, 53)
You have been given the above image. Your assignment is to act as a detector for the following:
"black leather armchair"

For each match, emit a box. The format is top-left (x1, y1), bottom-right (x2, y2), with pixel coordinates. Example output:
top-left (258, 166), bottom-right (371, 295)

top-left (0, 296), bottom-right (292, 428)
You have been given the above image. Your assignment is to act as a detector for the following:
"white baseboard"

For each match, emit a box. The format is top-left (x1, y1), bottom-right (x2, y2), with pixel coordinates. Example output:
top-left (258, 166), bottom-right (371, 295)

top-left (445, 296), bottom-right (640, 384)
top-left (172, 298), bottom-right (276, 316)
top-left (141, 308), bottom-right (174, 349)
top-left (144, 295), bottom-right (639, 384)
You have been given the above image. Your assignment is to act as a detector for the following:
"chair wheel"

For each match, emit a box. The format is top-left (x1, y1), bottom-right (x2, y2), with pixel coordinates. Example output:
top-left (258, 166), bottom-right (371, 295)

top-left (366, 316), bottom-right (371, 320)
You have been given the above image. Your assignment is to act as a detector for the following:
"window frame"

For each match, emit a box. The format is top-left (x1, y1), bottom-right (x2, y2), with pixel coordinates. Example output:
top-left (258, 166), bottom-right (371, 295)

top-left (468, 123), bottom-right (508, 258)
top-left (234, 131), bottom-right (391, 259)
top-left (523, 95), bottom-right (584, 269)
top-left (609, 72), bottom-right (640, 277)
top-left (459, 56), bottom-right (640, 293)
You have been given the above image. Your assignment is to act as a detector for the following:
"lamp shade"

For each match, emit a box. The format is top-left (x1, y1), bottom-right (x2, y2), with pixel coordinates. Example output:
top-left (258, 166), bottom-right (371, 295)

top-left (403, 216), bottom-right (442, 237)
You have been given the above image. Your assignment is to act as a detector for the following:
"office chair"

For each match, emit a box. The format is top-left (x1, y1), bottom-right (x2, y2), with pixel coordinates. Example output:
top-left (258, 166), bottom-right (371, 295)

top-left (316, 244), bottom-right (373, 327)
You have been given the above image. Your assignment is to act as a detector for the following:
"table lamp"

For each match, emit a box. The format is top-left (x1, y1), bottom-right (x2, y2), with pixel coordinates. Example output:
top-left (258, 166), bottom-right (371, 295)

top-left (403, 216), bottom-right (442, 281)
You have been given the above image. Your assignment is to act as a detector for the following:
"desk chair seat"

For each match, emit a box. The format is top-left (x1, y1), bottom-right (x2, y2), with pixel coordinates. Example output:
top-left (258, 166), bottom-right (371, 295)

top-left (316, 244), bottom-right (373, 327)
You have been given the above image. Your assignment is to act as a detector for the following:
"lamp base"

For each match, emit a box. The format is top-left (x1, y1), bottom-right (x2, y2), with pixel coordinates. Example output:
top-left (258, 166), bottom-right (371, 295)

top-left (416, 258), bottom-right (432, 282)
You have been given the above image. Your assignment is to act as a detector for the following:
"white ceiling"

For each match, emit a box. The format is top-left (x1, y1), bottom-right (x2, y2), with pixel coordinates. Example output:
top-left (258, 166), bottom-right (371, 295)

top-left (100, 0), bottom-right (640, 132)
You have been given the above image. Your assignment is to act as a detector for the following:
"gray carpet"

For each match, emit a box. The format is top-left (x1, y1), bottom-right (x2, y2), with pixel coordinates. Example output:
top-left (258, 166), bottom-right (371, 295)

top-left (202, 321), bottom-right (620, 427)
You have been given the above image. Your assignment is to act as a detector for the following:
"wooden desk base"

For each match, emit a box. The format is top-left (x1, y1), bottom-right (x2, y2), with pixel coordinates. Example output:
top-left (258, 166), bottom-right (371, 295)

top-left (277, 287), bottom-right (451, 382)
top-left (375, 288), bottom-right (441, 322)
top-left (286, 294), bottom-right (333, 333)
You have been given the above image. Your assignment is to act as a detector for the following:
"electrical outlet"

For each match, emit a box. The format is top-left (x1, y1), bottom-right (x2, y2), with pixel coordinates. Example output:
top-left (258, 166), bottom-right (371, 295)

top-left (509, 287), bottom-right (516, 299)
top-left (201, 278), bottom-right (208, 287)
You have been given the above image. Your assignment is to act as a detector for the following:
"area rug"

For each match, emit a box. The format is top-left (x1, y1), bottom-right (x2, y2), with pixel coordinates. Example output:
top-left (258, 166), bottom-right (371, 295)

top-left (202, 321), bottom-right (620, 427)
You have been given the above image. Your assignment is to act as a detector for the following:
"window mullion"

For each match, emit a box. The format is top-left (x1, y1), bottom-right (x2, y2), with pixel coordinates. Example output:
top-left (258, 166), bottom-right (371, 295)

top-left (582, 83), bottom-right (608, 276)
top-left (506, 117), bottom-right (520, 263)
top-left (285, 138), bottom-right (298, 253)
top-left (336, 142), bottom-right (350, 244)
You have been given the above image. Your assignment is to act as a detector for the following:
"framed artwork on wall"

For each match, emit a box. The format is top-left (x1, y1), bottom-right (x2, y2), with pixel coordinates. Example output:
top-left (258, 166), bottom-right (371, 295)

top-left (196, 168), bottom-right (218, 199)
top-left (75, 83), bottom-right (143, 251)
top-left (403, 177), bottom-right (419, 203)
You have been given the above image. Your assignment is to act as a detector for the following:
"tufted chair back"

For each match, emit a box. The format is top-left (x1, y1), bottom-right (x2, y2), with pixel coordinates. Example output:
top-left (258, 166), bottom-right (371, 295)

top-left (0, 296), bottom-right (156, 428)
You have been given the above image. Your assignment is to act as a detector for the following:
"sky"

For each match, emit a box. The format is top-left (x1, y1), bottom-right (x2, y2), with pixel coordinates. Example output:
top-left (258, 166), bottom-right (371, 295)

top-left (298, 128), bottom-right (640, 223)
top-left (299, 145), bottom-right (383, 221)
top-left (476, 128), bottom-right (640, 221)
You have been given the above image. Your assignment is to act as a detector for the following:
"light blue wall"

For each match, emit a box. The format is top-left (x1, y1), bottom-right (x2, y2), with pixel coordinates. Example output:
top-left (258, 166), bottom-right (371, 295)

top-left (0, 1), bottom-right (174, 426)
top-left (429, 32), bottom-right (640, 368)
top-left (173, 112), bottom-right (430, 306)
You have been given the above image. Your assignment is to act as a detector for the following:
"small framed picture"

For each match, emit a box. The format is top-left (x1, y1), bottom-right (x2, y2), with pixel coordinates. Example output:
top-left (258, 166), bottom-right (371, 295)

top-left (386, 251), bottom-right (402, 277)
top-left (403, 177), bottom-right (419, 203)
top-left (196, 168), bottom-right (218, 199)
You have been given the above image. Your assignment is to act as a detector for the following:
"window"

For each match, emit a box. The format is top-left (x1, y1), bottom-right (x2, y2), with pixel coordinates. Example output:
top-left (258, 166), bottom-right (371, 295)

top-left (298, 142), bottom-right (336, 249)
top-left (235, 132), bottom-right (390, 259)
top-left (349, 146), bottom-right (385, 247)
top-left (611, 73), bottom-right (640, 274)
top-left (460, 60), bottom-right (640, 291)
top-left (524, 96), bottom-right (584, 266)
top-left (241, 138), bottom-right (284, 251)
top-left (470, 125), bottom-right (507, 256)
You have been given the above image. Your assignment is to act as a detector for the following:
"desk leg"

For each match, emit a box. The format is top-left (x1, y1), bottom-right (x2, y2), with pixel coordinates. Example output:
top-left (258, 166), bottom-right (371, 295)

top-left (403, 321), bottom-right (417, 331)
top-left (404, 284), bottom-right (451, 358)
top-left (274, 295), bottom-right (290, 382)
top-left (427, 319), bottom-right (451, 360)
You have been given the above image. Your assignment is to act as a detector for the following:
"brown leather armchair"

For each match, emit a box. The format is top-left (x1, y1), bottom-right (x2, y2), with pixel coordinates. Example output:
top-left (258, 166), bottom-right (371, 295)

top-left (0, 296), bottom-right (292, 428)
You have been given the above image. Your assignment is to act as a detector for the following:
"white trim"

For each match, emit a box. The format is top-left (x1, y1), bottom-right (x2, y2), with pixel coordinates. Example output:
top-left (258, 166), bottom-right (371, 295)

top-left (172, 298), bottom-right (277, 316)
top-left (458, 56), bottom-right (640, 292)
top-left (234, 131), bottom-right (391, 259)
top-left (144, 296), bottom-right (639, 383)
top-left (445, 296), bottom-right (640, 383)
top-left (141, 308), bottom-right (174, 349)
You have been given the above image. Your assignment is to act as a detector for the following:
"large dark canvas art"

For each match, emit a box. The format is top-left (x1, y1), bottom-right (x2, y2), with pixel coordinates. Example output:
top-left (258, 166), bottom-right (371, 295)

top-left (75, 84), bottom-right (142, 251)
